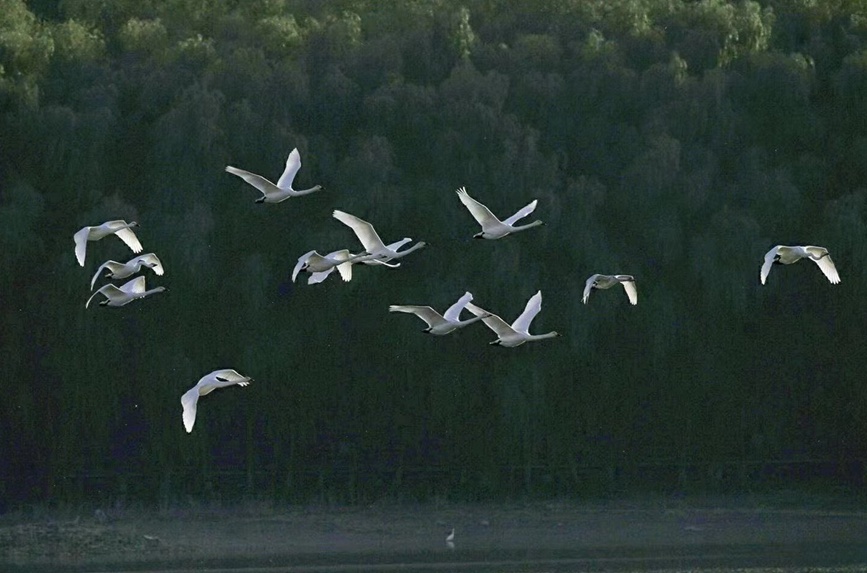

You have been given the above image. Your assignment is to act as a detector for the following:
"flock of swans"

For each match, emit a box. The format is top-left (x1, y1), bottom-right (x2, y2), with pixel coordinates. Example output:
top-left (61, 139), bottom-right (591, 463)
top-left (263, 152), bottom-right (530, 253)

top-left (73, 148), bottom-right (842, 433)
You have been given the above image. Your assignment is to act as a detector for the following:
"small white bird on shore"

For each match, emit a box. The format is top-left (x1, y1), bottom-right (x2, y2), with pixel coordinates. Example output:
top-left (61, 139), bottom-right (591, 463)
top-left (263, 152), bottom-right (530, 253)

top-left (389, 292), bottom-right (489, 335)
top-left (456, 186), bottom-right (543, 239)
top-left (181, 369), bottom-right (252, 433)
top-left (446, 528), bottom-right (455, 546)
top-left (333, 210), bottom-right (426, 264)
top-left (90, 253), bottom-right (164, 290)
top-left (226, 148), bottom-right (323, 203)
top-left (74, 220), bottom-right (142, 267)
top-left (760, 245), bottom-right (840, 285)
top-left (85, 276), bottom-right (165, 308)
top-left (582, 274), bottom-right (638, 305)
top-left (465, 291), bottom-right (559, 347)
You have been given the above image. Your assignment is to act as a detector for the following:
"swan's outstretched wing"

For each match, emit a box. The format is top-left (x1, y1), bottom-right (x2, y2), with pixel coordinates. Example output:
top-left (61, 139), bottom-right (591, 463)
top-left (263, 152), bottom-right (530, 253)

top-left (326, 250), bottom-right (354, 282)
top-left (119, 275), bottom-right (146, 295)
top-left (456, 187), bottom-right (500, 227)
top-left (225, 166), bottom-right (277, 195)
top-left (812, 254), bottom-right (840, 284)
top-left (443, 292), bottom-right (473, 322)
top-left (502, 200), bottom-right (538, 226)
top-left (109, 222), bottom-right (143, 254)
top-left (465, 302), bottom-right (513, 337)
top-left (137, 253), bottom-right (164, 275)
top-left (74, 227), bottom-right (90, 267)
top-left (620, 278), bottom-right (638, 305)
top-left (90, 260), bottom-right (124, 290)
top-left (389, 305), bottom-right (446, 329)
top-left (760, 247), bottom-right (777, 285)
top-left (511, 291), bottom-right (543, 333)
top-left (582, 275), bottom-right (598, 304)
top-left (181, 386), bottom-right (200, 433)
top-left (86, 284), bottom-right (121, 308)
top-left (333, 210), bottom-right (387, 253)
top-left (292, 250), bottom-right (315, 283)
top-left (276, 148), bottom-right (302, 190)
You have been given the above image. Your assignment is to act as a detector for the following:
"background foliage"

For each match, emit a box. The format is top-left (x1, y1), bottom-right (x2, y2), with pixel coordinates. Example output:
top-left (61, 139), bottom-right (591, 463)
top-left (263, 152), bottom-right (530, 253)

top-left (2, 0), bottom-right (866, 507)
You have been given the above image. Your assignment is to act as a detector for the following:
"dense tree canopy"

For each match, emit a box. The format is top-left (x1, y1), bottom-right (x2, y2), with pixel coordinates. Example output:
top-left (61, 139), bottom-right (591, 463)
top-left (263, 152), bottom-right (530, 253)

top-left (2, 0), bottom-right (867, 507)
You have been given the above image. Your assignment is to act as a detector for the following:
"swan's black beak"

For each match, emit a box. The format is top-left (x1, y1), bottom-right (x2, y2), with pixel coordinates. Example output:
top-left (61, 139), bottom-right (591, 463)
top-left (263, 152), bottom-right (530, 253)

top-left (255, 196), bottom-right (266, 204)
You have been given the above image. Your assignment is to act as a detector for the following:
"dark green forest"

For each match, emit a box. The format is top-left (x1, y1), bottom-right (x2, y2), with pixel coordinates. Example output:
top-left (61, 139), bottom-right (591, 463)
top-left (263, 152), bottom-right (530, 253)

top-left (2, 0), bottom-right (867, 508)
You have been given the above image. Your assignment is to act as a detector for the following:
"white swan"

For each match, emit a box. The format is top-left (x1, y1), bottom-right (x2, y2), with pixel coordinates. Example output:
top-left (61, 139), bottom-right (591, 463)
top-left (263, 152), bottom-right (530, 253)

top-left (292, 249), bottom-right (369, 284)
top-left (582, 274), bottom-right (638, 305)
top-left (226, 148), bottom-right (323, 203)
top-left (73, 220), bottom-right (142, 267)
top-left (333, 210), bottom-right (426, 264)
top-left (760, 245), bottom-right (840, 285)
top-left (85, 276), bottom-right (165, 308)
top-left (181, 368), bottom-right (252, 433)
top-left (90, 253), bottom-right (165, 290)
top-left (456, 186), bottom-right (543, 239)
top-left (465, 291), bottom-right (559, 347)
top-left (389, 291), bottom-right (489, 335)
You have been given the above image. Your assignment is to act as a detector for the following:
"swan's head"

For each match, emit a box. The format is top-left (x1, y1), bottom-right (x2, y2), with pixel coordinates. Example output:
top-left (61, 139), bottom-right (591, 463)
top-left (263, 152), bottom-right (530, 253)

top-left (255, 196), bottom-right (266, 204)
top-left (154, 286), bottom-right (167, 293)
top-left (313, 185), bottom-right (324, 192)
top-left (129, 221), bottom-right (139, 228)
top-left (473, 232), bottom-right (484, 239)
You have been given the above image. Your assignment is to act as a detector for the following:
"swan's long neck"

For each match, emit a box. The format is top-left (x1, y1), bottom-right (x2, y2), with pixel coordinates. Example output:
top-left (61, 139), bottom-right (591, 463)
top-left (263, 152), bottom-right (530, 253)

top-left (293, 185), bottom-right (322, 196)
top-left (528, 331), bottom-right (559, 341)
top-left (392, 241), bottom-right (426, 258)
top-left (512, 220), bottom-right (543, 232)
top-left (457, 315), bottom-right (487, 327)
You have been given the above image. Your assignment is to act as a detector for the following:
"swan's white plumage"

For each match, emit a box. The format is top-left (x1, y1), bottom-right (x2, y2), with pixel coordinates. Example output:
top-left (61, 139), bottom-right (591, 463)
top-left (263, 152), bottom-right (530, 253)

top-left (333, 210), bottom-right (426, 264)
top-left (181, 368), bottom-right (252, 433)
top-left (74, 220), bottom-right (142, 267)
top-left (85, 276), bottom-right (165, 308)
top-left (292, 249), bottom-right (368, 284)
top-left (582, 274), bottom-right (638, 305)
top-left (90, 253), bottom-right (164, 290)
top-left (226, 148), bottom-right (322, 203)
top-left (455, 186), bottom-right (542, 239)
top-left (760, 245), bottom-right (840, 285)
top-left (389, 292), bottom-right (486, 335)
top-left (465, 291), bottom-right (559, 347)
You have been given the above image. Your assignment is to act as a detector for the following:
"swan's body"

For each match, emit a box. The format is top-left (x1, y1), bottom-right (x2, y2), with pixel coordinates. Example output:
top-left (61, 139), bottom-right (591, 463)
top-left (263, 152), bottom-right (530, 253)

top-left (465, 291), bottom-right (559, 347)
top-left (760, 245), bottom-right (840, 285)
top-left (389, 291), bottom-right (488, 335)
top-left (292, 249), bottom-right (368, 284)
top-left (74, 220), bottom-right (142, 267)
top-left (226, 148), bottom-right (323, 203)
top-left (181, 368), bottom-right (252, 433)
top-left (333, 210), bottom-right (426, 264)
top-left (582, 274), bottom-right (638, 305)
top-left (456, 186), bottom-right (543, 239)
top-left (446, 528), bottom-right (455, 543)
top-left (90, 253), bottom-right (164, 290)
top-left (85, 276), bottom-right (165, 308)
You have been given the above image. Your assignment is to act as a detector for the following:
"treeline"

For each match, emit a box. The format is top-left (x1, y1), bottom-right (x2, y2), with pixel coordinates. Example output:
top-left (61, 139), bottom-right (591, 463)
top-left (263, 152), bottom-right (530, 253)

top-left (2, 0), bottom-right (867, 506)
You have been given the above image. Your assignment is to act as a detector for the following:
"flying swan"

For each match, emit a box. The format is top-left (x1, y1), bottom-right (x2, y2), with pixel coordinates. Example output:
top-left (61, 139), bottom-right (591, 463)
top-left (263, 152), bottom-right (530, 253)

top-left (456, 186), bottom-right (543, 239)
top-left (90, 253), bottom-right (165, 290)
top-left (582, 274), bottom-right (638, 305)
top-left (760, 245), bottom-right (840, 285)
top-left (333, 210), bottom-right (426, 264)
top-left (73, 220), bottom-right (142, 267)
top-left (465, 291), bottom-right (559, 347)
top-left (292, 249), bottom-right (369, 284)
top-left (226, 148), bottom-right (323, 203)
top-left (181, 368), bottom-right (252, 433)
top-left (85, 275), bottom-right (165, 308)
top-left (389, 291), bottom-right (489, 335)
